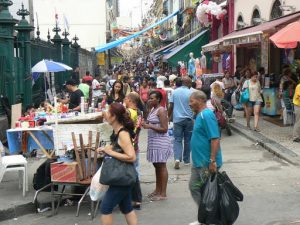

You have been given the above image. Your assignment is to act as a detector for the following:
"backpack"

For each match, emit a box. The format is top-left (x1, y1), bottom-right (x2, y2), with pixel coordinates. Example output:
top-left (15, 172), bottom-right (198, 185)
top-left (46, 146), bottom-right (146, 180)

top-left (33, 158), bottom-right (57, 191)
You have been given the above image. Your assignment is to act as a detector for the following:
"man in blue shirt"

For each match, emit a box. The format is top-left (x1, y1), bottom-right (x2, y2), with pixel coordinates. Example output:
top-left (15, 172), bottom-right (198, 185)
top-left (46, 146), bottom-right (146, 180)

top-left (168, 77), bottom-right (194, 169)
top-left (188, 90), bottom-right (222, 210)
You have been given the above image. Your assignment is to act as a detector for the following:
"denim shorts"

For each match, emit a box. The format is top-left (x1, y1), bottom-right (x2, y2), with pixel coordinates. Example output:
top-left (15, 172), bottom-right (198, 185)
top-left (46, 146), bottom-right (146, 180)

top-left (100, 185), bottom-right (133, 215)
top-left (247, 101), bottom-right (262, 107)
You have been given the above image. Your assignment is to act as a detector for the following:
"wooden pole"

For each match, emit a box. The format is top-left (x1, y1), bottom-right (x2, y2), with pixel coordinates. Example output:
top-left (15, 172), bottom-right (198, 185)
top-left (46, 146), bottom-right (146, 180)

top-left (93, 132), bottom-right (100, 175)
top-left (79, 134), bottom-right (86, 179)
top-left (71, 132), bottom-right (83, 180)
top-left (87, 131), bottom-right (92, 178)
top-left (27, 131), bottom-right (52, 159)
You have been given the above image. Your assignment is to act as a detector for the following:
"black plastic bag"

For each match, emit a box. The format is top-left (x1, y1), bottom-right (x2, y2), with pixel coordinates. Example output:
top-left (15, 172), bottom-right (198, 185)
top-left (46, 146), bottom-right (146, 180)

top-left (218, 171), bottom-right (243, 202)
top-left (219, 183), bottom-right (239, 225)
top-left (198, 173), bottom-right (222, 224)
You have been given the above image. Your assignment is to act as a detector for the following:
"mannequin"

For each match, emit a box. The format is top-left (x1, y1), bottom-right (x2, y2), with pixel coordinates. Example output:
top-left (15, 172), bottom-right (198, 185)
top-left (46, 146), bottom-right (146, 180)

top-left (200, 51), bottom-right (207, 74)
top-left (188, 52), bottom-right (196, 77)
top-left (178, 61), bottom-right (187, 77)
top-left (195, 58), bottom-right (202, 78)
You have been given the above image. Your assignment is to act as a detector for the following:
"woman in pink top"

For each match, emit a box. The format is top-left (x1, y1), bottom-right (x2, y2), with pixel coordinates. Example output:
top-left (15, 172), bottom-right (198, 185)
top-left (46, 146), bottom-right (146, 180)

top-left (140, 79), bottom-right (150, 103)
top-left (140, 79), bottom-right (150, 118)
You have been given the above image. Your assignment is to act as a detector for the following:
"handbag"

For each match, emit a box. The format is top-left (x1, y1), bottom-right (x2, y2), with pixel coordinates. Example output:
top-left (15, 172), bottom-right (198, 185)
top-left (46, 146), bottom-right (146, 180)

top-left (100, 128), bottom-right (137, 186)
top-left (211, 98), bottom-right (227, 128)
top-left (240, 88), bottom-right (249, 103)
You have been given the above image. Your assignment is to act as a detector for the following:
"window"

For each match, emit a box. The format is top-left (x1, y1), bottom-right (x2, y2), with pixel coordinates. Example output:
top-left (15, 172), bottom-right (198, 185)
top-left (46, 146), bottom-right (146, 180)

top-left (270, 0), bottom-right (282, 20)
top-left (251, 9), bottom-right (261, 26)
top-left (237, 15), bottom-right (245, 30)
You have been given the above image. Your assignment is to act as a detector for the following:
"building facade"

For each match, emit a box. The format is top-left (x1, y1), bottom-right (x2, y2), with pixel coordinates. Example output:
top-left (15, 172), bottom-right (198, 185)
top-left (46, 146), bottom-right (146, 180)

top-left (235, 0), bottom-right (299, 30)
top-left (232, 0), bottom-right (300, 74)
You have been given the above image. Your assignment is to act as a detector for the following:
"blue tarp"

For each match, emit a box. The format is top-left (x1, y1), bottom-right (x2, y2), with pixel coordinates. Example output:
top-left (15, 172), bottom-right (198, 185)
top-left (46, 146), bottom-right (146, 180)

top-left (95, 10), bottom-right (180, 53)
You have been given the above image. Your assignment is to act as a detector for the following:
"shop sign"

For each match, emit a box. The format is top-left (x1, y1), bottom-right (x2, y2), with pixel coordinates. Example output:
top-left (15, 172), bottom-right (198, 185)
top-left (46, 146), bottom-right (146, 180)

top-left (224, 34), bottom-right (261, 46)
top-left (97, 53), bottom-right (106, 66)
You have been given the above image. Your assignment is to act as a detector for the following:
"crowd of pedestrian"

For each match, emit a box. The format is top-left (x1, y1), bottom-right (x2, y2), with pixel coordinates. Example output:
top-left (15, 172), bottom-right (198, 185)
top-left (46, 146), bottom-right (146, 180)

top-left (34, 59), bottom-right (300, 225)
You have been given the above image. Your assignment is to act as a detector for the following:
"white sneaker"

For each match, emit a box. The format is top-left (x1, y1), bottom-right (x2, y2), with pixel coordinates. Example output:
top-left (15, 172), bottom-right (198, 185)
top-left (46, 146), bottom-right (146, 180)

top-left (174, 160), bottom-right (180, 169)
top-left (189, 221), bottom-right (200, 225)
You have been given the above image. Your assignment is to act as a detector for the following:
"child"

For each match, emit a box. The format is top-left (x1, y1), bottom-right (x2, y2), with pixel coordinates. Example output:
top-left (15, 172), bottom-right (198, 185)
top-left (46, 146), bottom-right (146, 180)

top-left (124, 92), bottom-right (144, 209)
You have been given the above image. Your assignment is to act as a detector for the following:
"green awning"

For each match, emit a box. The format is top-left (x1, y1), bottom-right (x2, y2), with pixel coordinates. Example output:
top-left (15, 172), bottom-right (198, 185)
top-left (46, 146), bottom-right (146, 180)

top-left (163, 29), bottom-right (210, 67)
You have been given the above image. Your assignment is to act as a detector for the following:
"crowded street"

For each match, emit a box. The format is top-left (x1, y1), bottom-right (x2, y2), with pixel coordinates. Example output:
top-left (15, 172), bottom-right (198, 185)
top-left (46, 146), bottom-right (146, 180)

top-left (1, 0), bottom-right (300, 225)
top-left (1, 131), bottom-right (300, 225)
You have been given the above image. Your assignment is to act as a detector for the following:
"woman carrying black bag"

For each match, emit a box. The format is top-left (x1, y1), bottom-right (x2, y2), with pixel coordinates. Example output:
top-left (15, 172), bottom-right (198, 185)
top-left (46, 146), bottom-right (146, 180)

top-left (98, 103), bottom-right (137, 225)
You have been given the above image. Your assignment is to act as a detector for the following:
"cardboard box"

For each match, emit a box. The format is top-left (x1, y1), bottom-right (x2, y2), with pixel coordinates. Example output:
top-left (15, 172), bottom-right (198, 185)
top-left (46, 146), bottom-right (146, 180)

top-left (51, 162), bottom-right (79, 183)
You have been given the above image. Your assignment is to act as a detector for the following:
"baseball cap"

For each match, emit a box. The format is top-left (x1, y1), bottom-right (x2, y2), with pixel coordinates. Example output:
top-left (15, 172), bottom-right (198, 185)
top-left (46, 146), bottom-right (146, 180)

top-left (65, 79), bottom-right (77, 86)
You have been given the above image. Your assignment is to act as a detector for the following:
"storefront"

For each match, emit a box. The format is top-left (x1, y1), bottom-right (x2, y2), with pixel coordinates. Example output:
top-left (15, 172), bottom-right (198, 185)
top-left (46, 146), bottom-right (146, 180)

top-left (203, 11), bottom-right (300, 116)
top-left (222, 12), bottom-right (300, 74)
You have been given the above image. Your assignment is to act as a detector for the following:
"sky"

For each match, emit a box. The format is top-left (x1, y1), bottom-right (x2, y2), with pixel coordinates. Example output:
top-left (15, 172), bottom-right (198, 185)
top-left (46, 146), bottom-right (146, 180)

top-left (9, 0), bottom-right (153, 49)
top-left (119, 0), bottom-right (153, 27)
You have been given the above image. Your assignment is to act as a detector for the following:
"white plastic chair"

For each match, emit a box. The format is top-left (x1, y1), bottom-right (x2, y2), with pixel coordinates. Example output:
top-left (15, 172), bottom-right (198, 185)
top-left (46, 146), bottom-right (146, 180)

top-left (0, 154), bottom-right (28, 197)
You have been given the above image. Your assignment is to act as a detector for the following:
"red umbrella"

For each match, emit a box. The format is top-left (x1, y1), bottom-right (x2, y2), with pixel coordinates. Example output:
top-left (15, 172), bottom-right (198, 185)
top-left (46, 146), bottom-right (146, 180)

top-left (270, 21), bottom-right (300, 48)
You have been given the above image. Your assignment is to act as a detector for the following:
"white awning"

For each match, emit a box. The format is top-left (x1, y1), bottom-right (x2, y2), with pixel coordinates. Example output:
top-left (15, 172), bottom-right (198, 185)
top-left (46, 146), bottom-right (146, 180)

top-left (202, 38), bottom-right (224, 52)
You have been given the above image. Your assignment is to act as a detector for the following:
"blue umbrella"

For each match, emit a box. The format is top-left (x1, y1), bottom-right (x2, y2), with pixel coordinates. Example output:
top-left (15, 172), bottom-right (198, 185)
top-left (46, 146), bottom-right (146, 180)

top-left (31, 59), bottom-right (72, 73)
top-left (31, 59), bottom-right (73, 100)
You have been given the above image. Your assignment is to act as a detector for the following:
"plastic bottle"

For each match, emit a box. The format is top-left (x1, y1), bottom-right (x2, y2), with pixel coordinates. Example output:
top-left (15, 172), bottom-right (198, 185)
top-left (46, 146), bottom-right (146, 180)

top-left (80, 97), bottom-right (85, 114)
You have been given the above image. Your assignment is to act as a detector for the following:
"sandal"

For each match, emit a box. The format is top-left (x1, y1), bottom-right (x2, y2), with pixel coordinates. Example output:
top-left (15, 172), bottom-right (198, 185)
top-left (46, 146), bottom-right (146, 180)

top-left (147, 192), bottom-right (158, 198)
top-left (150, 196), bottom-right (167, 201)
top-left (132, 203), bottom-right (141, 210)
top-left (254, 127), bottom-right (260, 132)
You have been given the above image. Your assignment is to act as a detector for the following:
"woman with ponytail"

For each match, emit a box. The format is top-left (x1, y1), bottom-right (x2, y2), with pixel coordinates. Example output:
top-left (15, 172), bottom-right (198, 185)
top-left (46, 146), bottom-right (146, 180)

top-left (98, 102), bottom-right (137, 225)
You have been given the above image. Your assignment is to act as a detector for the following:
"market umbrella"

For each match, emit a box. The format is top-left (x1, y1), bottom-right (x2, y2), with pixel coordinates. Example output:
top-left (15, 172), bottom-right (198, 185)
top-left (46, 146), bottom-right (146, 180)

top-left (31, 59), bottom-right (72, 73)
top-left (31, 59), bottom-right (73, 100)
top-left (270, 21), bottom-right (300, 48)
top-left (31, 60), bottom-right (73, 156)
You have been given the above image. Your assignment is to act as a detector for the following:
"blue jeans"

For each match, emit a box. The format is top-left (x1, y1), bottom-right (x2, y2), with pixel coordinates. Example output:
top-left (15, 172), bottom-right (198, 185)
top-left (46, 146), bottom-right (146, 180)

top-left (173, 118), bottom-right (193, 163)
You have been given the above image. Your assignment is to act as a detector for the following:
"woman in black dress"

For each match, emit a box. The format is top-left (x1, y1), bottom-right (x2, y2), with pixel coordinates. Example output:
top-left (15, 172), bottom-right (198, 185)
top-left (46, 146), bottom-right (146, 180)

top-left (107, 81), bottom-right (125, 105)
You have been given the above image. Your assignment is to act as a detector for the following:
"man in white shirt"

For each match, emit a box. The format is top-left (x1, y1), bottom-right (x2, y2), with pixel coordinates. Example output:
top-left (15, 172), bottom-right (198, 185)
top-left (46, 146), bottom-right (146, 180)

top-left (92, 74), bottom-right (102, 106)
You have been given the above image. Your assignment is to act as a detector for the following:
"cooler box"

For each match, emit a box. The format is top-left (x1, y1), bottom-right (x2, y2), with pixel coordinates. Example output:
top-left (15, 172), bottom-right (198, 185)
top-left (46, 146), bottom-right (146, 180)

top-left (51, 162), bottom-right (79, 183)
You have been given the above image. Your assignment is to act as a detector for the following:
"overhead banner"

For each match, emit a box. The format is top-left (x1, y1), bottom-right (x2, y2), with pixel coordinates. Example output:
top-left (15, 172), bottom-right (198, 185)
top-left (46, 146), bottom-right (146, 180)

top-left (95, 10), bottom-right (180, 53)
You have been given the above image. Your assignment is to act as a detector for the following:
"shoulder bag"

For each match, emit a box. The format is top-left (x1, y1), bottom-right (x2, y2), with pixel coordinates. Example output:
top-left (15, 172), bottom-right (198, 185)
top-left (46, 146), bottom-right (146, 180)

top-left (100, 128), bottom-right (137, 186)
top-left (240, 80), bottom-right (250, 103)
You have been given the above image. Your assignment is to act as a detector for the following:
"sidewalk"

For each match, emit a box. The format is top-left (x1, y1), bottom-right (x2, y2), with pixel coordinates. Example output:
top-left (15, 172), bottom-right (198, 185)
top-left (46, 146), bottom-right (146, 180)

top-left (0, 158), bottom-right (46, 221)
top-left (231, 110), bottom-right (300, 165)
top-left (0, 131), bottom-right (191, 222)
